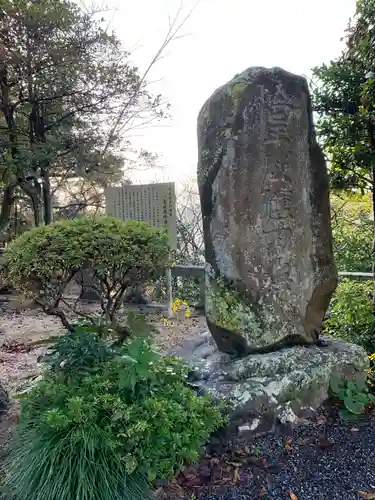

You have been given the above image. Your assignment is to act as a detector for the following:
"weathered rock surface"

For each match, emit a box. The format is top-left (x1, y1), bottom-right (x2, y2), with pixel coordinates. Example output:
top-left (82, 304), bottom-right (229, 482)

top-left (197, 67), bottom-right (338, 355)
top-left (169, 333), bottom-right (368, 426)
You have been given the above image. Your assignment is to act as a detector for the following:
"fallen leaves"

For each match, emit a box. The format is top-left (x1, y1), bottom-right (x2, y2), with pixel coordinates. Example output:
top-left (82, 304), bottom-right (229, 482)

top-left (316, 436), bottom-right (335, 451)
top-left (0, 340), bottom-right (32, 353)
top-left (169, 447), bottom-right (254, 493)
top-left (246, 456), bottom-right (269, 470)
top-left (289, 493), bottom-right (298, 500)
top-left (259, 486), bottom-right (268, 497)
top-left (316, 414), bottom-right (328, 425)
top-left (358, 492), bottom-right (375, 499)
top-left (226, 461), bottom-right (243, 468)
top-left (284, 437), bottom-right (293, 452)
top-left (179, 466), bottom-right (202, 488)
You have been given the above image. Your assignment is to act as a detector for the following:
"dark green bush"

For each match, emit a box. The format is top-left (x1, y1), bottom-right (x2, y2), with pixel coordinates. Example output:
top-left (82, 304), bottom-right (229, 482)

top-left (38, 320), bottom-right (118, 380)
top-left (4, 216), bottom-right (170, 331)
top-left (324, 279), bottom-right (375, 352)
top-left (5, 324), bottom-right (226, 500)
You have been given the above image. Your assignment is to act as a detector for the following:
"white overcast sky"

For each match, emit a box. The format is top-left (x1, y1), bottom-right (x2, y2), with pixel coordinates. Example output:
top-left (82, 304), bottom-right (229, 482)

top-left (99, 0), bottom-right (357, 186)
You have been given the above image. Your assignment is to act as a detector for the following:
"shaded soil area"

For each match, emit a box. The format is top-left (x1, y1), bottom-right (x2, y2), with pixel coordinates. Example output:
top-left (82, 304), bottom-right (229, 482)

top-left (161, 409), bottom-right (375, 500)
top-left (0, 296), bottom-right (207, 390)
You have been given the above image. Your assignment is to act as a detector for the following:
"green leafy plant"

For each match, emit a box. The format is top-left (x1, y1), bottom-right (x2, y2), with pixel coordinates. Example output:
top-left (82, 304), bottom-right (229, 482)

top-left (324, 279), bottom-right (375, 352)
top-left (329, 373), bottom-right (375, 420)
top-left (4, 216), bottom-right (170, 336)
top-left (5, 328), bottom-right (226, 499)
top-left (38, 322), bottom-right (117, 380)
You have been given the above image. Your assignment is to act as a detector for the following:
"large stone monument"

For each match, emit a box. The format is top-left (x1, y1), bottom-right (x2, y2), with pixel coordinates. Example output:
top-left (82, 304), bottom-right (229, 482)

top-left (198, 66), bottom-right (337, 356)
top-left (170, 67), bottom-right (368, 426)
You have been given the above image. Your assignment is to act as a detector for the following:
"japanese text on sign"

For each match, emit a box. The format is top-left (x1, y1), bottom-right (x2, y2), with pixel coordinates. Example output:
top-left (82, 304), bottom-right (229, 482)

top-left (104, 182), bottom-right (177, 249)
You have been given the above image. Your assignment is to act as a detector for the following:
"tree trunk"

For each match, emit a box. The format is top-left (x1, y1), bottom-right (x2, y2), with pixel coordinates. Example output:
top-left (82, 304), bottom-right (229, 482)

top-left (0, 59), bottom-right (18, 236)
top-left (26, 31), bottom-right (44, 228)
top-left (0, 186), bottom-right (16, 239)
top-left (32, 198), bottom-right (44, 227)
top-left (29, 184), bottom-right (43, 227)
top-left (42, 168), bottom-right (53, 224)
top-left (19, 178), bottom-right (43, 227)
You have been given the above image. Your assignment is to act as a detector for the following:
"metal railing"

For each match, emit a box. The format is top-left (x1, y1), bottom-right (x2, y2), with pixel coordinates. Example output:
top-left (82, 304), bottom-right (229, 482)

top-left (172, 265), bottom-right (374, 281)
top-left (165, 266), bottom-right (375, 313)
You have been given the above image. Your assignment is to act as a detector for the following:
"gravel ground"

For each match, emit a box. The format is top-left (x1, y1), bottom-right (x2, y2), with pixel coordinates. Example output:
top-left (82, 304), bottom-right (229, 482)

top-left (184, 413), bottom-right (375, 500)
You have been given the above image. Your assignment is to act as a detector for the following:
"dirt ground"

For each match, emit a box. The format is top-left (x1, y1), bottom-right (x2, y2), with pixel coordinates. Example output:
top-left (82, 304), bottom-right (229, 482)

top-left (0, 295), bottom-right (207, 393)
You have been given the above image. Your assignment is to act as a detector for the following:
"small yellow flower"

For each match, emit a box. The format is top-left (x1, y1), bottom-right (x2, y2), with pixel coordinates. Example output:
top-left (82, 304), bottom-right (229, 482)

top-left (171, 298), bottom-right (191, 318)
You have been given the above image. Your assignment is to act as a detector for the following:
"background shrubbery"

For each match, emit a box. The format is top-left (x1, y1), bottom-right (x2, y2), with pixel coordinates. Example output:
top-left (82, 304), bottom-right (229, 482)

top-left (323, 194), bottom-right (375, 353)
top-left (324, 279), bottom-right (375, 353)
top-left (331, 194), bottom-right (373, 273)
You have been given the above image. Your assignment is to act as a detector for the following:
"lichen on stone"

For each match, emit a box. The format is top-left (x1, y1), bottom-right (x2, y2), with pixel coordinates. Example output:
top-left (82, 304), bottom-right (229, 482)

top-left (214, 339), bottom-right (369, 414)
top-left (172, 330), bottom-right (369, 424)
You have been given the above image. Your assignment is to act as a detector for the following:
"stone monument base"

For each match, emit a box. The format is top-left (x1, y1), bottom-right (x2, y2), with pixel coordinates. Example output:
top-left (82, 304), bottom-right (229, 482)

top-left (168, 333), bottom-right (369, 429)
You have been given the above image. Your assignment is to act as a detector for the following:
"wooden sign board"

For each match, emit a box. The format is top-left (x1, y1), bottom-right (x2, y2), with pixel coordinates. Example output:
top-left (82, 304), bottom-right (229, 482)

top-left (104, 182), bottom-right (177, 249)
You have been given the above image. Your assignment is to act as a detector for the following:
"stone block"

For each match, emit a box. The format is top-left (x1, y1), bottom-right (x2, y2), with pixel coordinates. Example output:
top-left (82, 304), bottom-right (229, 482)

top-left (170, 334), bottom-right (369, 425)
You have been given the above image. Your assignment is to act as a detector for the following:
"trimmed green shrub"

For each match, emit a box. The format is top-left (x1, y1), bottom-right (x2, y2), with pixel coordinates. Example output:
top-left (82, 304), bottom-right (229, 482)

top-left (4, 216), bottom-right (170, 332)
top-left (324, 279), bottom-right (375, 352)
top-left (5, 324), bottom-right (226, 500)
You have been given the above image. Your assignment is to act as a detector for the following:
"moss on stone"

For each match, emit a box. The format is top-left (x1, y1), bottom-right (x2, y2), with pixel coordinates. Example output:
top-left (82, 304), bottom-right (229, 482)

top-left (230, 81), bottom-right (248, 113)
top-left (206, 275), bottom-right (263, 336)
top-left (205, 271), bottom-right (280, 350)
